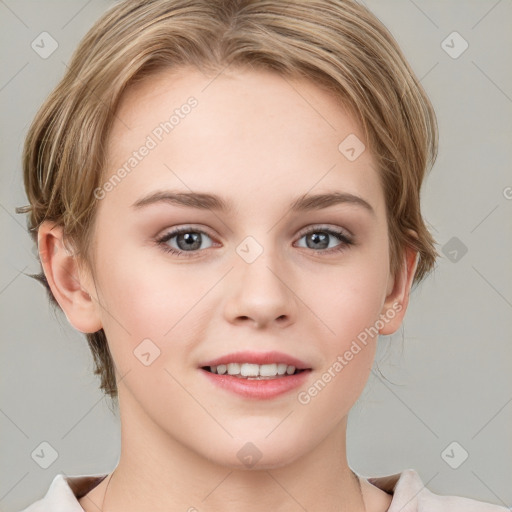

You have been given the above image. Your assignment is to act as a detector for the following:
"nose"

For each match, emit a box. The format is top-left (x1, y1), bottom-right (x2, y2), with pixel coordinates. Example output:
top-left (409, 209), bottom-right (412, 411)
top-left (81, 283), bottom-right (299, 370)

top-left (223, 246), bottom-right (298, 329)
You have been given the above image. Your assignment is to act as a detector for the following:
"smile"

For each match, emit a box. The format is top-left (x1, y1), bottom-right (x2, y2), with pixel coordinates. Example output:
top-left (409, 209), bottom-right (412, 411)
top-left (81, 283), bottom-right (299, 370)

top-left (203, 362), bottom-right (304, 378)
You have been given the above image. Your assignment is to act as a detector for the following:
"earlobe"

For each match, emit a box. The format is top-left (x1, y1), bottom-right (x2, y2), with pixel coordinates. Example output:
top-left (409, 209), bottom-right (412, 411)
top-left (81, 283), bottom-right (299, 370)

top-left (378, 244), bottom-right (419, 336)
top-left (37, 221), bottom-right (102, 333)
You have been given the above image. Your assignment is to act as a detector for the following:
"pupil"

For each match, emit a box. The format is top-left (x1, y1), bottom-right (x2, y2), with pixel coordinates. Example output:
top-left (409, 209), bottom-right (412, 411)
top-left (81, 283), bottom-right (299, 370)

top-left (178, 232), bottom-right (201, 250)
top-left (308, 232), bottom-right (328, 249)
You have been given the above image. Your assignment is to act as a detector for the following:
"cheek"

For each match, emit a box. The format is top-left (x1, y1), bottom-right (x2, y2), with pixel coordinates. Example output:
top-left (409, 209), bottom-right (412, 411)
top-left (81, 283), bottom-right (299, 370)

top-left (313, 254), bottom-right (389, 342)
top-left (298, 276), bottom-right (384, 420)
top-left (304, 250), bottom-right (389, 387)
top-left (292, 280), bottom-right (384, 444)
top-left (93, 242), bottom-right (221, 369)
top-left (320, 281), bottom-right (382, 376)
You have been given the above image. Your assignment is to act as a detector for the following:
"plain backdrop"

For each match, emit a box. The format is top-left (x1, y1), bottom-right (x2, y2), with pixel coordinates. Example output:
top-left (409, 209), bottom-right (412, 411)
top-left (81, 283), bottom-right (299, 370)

top-left (1, 1), bottom-right (511, 510)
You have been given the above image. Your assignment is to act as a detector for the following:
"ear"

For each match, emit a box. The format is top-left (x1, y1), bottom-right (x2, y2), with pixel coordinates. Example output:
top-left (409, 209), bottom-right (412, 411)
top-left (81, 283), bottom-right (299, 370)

top-left (378, 236), bottom-right (419, 336)
top-left (37, 221), bottom-right (102, 333)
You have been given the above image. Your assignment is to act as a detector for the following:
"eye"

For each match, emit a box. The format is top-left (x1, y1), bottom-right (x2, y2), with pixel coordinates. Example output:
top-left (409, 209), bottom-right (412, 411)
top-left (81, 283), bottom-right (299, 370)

top-left (156, 227), bottom-right (215, 257)
top-left (155, 225), bottom-right (354, 258)
top-left (295, 226), bottom-right (354, 254)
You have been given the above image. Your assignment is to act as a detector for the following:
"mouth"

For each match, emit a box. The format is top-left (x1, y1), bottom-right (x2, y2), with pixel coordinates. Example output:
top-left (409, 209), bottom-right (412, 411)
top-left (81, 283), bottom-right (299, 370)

top-left (200, 363), bottom-right (310, 380)
top-left (199, 362), bottom-right (312, 399)
top-left (198, 351), bottom-right (313, 397)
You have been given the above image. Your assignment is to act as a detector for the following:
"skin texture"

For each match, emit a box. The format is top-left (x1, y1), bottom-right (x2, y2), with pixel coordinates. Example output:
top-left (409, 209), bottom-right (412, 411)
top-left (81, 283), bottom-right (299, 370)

top-left (38, 66), bottom-right (418, 511)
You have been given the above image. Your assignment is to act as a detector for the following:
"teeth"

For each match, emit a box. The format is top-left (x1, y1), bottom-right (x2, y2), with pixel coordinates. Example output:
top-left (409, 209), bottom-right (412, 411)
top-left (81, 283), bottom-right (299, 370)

top-left (208, 362), bottom-right (299, 378)
top-left (259, 363), bottom-right (277, 377)
top-left (277, 363), bottom-right (288, 375)
top-left (241, 363), bottom-right (260, 377)
top-left (227, 363), bottom-right (240, 375)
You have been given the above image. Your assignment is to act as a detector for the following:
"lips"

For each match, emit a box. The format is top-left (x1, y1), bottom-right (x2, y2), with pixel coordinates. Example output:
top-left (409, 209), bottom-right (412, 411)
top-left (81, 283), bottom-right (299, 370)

top-left (199, 350), bottom-right (312, 370)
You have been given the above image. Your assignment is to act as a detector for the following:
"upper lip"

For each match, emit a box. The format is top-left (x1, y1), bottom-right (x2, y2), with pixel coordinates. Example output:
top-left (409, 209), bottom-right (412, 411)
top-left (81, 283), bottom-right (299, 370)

top-left (199, 351), bottom-right (312, 370)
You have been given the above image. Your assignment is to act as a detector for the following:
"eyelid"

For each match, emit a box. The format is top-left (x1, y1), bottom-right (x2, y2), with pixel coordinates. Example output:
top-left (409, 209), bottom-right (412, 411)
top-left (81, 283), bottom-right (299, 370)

top-left (157, 223), bottom-right (352, 243)
top-left (296, 223), bottom-right (353, 239)
top-left (157, 224), bottom-right (217, 241)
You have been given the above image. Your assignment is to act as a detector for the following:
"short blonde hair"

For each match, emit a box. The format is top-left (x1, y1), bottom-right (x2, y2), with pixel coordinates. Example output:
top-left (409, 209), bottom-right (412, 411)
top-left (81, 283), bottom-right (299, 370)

top-left (17, 0), bottom-right (439, 404)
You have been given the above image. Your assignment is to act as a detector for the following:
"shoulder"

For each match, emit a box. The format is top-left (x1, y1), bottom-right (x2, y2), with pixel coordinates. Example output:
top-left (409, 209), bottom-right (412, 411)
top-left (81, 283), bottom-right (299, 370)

top-left (18, 473), bottom-right (108, 512)
top-left (365, 468), bottom-right (509, 512)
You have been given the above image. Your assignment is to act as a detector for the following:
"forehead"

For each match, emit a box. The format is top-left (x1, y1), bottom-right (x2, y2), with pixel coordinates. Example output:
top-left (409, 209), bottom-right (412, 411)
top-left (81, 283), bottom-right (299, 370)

top-left (102, 66), bottom-right (385, 218)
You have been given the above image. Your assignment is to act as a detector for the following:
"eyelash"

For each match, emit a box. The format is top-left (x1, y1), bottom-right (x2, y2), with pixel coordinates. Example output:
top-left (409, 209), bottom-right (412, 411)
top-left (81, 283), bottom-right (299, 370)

top-left (155, 225), bottom-right (354, 258)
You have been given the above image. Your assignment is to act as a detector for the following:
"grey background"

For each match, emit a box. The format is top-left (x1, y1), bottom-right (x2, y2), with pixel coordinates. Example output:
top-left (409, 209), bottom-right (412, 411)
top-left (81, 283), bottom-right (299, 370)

top-left (1, 0), bottom-right (511, 510)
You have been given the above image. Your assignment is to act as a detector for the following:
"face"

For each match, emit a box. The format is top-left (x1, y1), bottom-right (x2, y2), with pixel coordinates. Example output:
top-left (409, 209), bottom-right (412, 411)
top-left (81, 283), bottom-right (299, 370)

top-left (79, 66), bottom-right (406, 469)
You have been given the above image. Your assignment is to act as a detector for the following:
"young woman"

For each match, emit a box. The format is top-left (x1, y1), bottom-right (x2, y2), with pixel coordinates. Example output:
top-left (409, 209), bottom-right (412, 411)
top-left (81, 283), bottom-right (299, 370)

top-left (16, 1), bottom-right (507, 511)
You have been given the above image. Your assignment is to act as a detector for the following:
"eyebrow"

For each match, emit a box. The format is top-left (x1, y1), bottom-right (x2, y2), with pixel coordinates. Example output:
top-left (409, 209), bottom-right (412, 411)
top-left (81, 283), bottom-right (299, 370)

top-left (131, 190), bottom-right (375, 216)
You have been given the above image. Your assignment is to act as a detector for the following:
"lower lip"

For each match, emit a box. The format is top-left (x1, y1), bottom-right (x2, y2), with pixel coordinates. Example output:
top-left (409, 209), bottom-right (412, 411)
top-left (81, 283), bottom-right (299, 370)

top-left (199, 368), bottom-right (312, 399)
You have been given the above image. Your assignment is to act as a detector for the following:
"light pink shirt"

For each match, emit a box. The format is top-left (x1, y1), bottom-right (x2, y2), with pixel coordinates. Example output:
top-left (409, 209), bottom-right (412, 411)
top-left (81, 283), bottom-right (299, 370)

top-left (19, 468), bottom-right (508, 511)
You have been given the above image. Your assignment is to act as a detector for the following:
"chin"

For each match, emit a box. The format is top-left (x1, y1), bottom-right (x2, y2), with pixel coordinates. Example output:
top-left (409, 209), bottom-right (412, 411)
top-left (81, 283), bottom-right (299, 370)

top-left (204, 437), bottom-right (307, 471)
